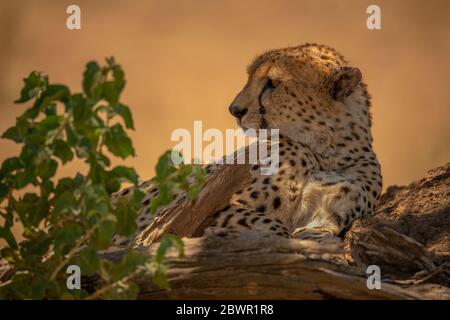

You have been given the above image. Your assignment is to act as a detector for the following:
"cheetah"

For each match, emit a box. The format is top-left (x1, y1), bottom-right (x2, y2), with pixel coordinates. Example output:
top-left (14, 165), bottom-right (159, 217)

top-left (111, 43), bottom-right (382, 247)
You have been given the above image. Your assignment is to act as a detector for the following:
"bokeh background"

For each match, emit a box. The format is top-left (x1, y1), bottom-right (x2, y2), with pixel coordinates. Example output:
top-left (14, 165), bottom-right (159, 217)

top-left (1, 0), bottom-right (449, 190)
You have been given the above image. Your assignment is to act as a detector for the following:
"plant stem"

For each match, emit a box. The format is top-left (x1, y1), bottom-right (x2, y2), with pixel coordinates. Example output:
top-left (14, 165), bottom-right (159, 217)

top-left (84, 268), bottom-right (143, 300)
top-left (49, 224), bottom-right (98, 281)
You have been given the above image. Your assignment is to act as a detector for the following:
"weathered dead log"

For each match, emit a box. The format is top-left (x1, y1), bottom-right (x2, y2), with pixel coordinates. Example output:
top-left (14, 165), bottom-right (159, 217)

top-left (347, 221), bottom-right (439, 272)
top-left (2, 163), bottom-right (449, 299)
top-left (135, 162), bottom-right (253, 246)
top-left (126, 162), bottom-right (450, 299)
top-left (100, 230), bottom-right (450, 299)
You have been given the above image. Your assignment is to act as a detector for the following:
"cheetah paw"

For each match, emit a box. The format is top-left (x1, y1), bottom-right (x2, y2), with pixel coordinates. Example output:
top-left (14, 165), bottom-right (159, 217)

top-left (292, 227), bottom-right (342, 246)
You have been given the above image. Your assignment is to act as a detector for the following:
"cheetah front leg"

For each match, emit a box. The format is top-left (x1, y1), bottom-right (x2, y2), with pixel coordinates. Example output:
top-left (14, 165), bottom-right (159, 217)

top-left (206, 204), bottom-right (292, 238)
top-left (292, 170), bottom-right (379, 245)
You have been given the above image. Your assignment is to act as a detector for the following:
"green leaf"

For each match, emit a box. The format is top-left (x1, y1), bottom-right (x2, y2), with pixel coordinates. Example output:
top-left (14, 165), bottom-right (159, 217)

top-left (112, 103), bottom-right (134, 129)
top-left (106, 250), bottom-right (148, 283)
top-left (35, 158), bottom-right (58, 179)
top-left (165, 234), bottom-right (184, 257)
top-left (37, 116), bottom-right (64, 138)
top-left (131, 188), bottom-right (145, 208)
top-left (109, 166), bottom-right (138, 185)
top-left (104, 124), bottom-right (135, 159)
top-left (2, 126), bottom-right (22, 143)
top-left (40, 179), bottom-right (54, 197)
top-left (90, 220), bottom-right (115, 250)
top-left (155, 151), bottom-right (176, 180)
top-left (111, 60), bottom-right (126, 94)
top-left (0, 227), bottom-right (18, 249)
top-left (102, 81), bottom-right (119, 104)
top-left (66, 92), bottom-right (85, 114)
top-left (21, 134), bottom-right (45, 165)
top-left (188, 185), bottom-right (202, 200)
top-left (81, 185), bottom-right (110, 218)
top-left (0, 157), bottom-right (24, 175)
top-left (24, 85), bottom-right (70, 119)
top-left (54, 177), bottom-right (76, 194)
top-left (77, 247), bottom-right (100, 276)
top-left (53, 223), bottom-right (83, 255)
top-left (30, 276), bottom-right (53, 299)
top-left (95, 152), bottom-right (112, 168)
top-left (114, 204), bottom-right (137, 236)
top-left (52, 140), bottom-right (73, 164)
top-left (74, 138), bottom-right (91, 158)
top-left (14, 169), bottom-right (35, 189)
top-left (72, 98), bottom-right (91, 126)
top-left (104, 165), bottom-right (137, 195)
top-left (0, 183), bottom-right (9, 203)
top-left (16, 193), bottom-right (49, 227)
top-left (82, 62), bottom-right (102, 98)
top-left (1, 247), bottom-right (15, 262)
top-left (19, 232), bottom-right (51, 260)
top-left (15, 71), bottom-right (48, 104)
top-left (155, 234), bottom-right (184, 263)
top-left (148, 182), bottom-right (174, 214)
top-left (40, 85), bottom-right (70, 104)
top-left (151, 266), bottom-right (169, 289)
top-left (54, 191), bottom-right (77, 216)
top-left (38, 115), bottom-right (64, 135)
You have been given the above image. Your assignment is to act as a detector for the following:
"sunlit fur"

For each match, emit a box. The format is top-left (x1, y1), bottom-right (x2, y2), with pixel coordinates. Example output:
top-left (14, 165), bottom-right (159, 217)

top-left (110, 44), bottom-right (382, 248)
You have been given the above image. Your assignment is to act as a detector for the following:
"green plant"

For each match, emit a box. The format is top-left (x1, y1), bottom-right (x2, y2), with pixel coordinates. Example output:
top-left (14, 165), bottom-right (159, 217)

top-left (0, 58), bottom-right (205, 299)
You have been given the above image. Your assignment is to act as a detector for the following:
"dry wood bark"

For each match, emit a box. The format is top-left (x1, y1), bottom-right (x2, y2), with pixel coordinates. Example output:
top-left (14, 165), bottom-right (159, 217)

top-left (123, 162), bottom-right (450, 299)
top-left (100, 230), bottom-right (449, 300)
top-left (2, 163), bottom-right (449, 300)
top-left (135, 163), bottom-right (253, 246)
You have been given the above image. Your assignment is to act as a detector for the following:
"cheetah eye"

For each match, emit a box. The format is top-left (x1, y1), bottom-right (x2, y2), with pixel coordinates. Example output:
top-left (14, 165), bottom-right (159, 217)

top-left (267, 78), bottom-right (280, 90)
top-left (259, 78), bottom-right (279, 108)
top-left (262, 78), bottom-right (279, 96)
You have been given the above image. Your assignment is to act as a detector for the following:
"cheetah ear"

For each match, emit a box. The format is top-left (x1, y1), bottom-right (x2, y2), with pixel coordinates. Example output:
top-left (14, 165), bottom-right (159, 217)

top-left (330, 67), bottom-right (362, 101)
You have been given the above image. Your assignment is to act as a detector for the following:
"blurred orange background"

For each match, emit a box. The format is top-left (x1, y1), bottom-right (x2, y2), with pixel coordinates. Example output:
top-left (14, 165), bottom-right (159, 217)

top-left (0, 0), bottom-right (449, 191)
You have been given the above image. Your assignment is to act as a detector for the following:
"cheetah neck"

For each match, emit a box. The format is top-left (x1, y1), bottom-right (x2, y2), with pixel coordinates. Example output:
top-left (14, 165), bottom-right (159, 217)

top-left (300, 92), bottom-right (374, 171)
top-left (326, 99), bottom-right (374, 170)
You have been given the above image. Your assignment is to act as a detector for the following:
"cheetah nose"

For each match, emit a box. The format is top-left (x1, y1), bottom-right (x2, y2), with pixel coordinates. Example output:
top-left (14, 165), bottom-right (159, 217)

top-left (229, 104), bottom-right (248, 119)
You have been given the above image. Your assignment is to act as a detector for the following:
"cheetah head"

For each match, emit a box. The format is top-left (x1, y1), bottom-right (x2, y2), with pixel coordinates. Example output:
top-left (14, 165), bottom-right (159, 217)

top-left (229, 44), bottom-right (371, 156)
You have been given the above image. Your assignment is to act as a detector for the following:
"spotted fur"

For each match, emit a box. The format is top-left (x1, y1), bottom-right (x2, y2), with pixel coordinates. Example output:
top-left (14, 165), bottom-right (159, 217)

top-left (111, 44), bottom-right (382, 247)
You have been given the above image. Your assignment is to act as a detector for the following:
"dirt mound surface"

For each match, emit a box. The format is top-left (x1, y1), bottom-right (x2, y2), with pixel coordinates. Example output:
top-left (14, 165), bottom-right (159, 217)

top-left (376, 164), bottom-right (450, 259)
top-left (345, 163), bottom-right (450, 286)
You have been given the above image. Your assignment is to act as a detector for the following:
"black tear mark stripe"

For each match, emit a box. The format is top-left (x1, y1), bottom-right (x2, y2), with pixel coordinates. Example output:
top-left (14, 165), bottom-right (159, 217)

top-left (258, 79), bottom-right (279, 129)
